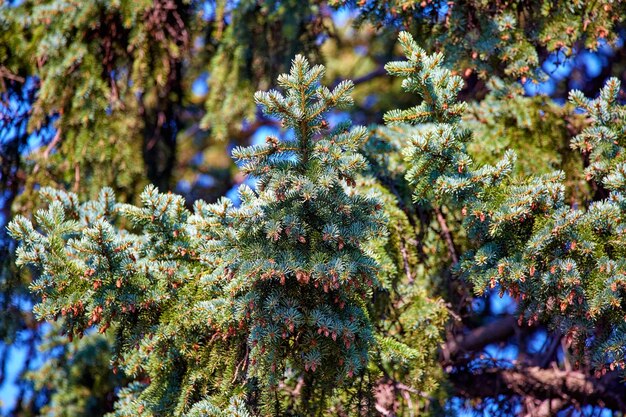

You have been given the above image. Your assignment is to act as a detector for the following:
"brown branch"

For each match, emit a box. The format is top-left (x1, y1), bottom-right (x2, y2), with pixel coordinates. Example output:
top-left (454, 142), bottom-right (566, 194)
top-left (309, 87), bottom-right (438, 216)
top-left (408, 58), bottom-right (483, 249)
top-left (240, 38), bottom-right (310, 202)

top-left (523, 398), bottom-right (566, 417)
top-left (73, 163), bottom-right (80, 193)
top-left (43, 129), bottom-right (62, 159)
top-left (331, 66), bottom-right (387, 89)
top-left (434, 205), bottom-right (458, 264)
top-left (0, 66), bottom-right (25, 83)
top-left (449, 365), bottom-right (626, 412)
top-left (399, 238), bottom-right (414, 283)
top-left (442, 315), bottom-right (519, 362)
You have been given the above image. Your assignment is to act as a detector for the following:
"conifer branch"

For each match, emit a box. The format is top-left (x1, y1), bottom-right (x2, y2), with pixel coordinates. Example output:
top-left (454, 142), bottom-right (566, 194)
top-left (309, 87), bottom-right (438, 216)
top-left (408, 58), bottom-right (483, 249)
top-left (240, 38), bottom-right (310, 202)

top-left (442, 315), bottom-right (519, 362)
top-left (386, 31), bottom-right (626, 376)
top-left (449, 365), bottom-right (626, 413)
top-left (434, 206), bottom-right (458, 265)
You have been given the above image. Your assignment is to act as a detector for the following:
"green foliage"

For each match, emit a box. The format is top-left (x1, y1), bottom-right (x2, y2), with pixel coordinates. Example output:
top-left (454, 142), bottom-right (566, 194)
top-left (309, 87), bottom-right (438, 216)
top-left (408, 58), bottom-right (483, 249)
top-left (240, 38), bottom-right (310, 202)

top-left (201, 0), bottom-right (326, 141)
top-left (29, 330), bottom-right (124, 417)
top-left (384, 31), bottom-right (515, 204)
top-left (386, 31), bottom-right (626, 373)
top-left (231, 55), bottom-right (386, 386)
top-left (464, 79), bottom-right (626, 372)
top-left (0, 0), bottom-right (187, 199)
top-left (9, 184), bottom-right (242, 415)
top-left (6, 5), bottom-right (626, 415)
top-left (336, 0), bottom-right (626, 80)
top-left (0, 0), bottom-right (328, 206)
top-left (9, 55), bottom-right (447, 416)
top-left (465, 80), bottom-right (589, 200)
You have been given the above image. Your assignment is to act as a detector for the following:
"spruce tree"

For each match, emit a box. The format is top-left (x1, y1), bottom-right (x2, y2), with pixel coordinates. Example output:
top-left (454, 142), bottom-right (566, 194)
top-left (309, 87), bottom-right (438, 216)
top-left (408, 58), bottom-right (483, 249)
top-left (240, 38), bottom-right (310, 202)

top-left (9, 55), bottom-right (449, 415)
top-left (385, 31), bottom-right (626, 374)
top-left (4, 3), bottom-right (626, 416)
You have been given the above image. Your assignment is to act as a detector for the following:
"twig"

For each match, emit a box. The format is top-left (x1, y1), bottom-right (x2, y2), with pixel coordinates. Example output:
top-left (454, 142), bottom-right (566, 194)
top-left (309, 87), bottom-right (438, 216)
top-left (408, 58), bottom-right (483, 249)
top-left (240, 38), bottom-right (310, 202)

top-left (231, 344), bottom-right (249, 384)
top-left (399, 238), bottom-right (414, 283)
top-left (434, 205), bottom-right (459, 264)
top-left (73, 163), bottom-right (80, 193)
top-left (331, 66), bottom-right (387, 89)
top-left (0, 67), bottom-right (25, 83)
top-left (442, 315), bottom-right (520, 362)
top-left (43, 129), bottom-right (62, 159)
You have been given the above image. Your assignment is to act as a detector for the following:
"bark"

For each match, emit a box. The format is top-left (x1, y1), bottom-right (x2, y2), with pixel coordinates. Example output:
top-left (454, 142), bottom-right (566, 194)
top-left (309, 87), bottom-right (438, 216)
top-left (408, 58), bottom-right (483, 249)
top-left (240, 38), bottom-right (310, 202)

top-left (523, 398), bottom-right (566, 417)
top-left (449, 365), bottom-right (626, 412)
top-left (442, 315), bottom-right (519, 362)
top-left (434, 206), bottom-right (459, 264)
top-left (443, 316), bottom-right (626, 412)
top-left (141, 0), bottom-right (190, 191)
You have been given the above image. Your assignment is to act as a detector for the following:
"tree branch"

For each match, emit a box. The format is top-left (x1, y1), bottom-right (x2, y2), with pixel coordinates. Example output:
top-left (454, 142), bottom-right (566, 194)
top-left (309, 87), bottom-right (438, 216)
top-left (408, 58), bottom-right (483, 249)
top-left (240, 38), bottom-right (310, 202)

top-left (442, 316), bottom-right (626, 412)
top-left (0, 66), bottom-right (25, 83)
top-left (331, 66), bottom-right (387, 89)
top-left (399, 238), bottom-right (414, 283)
top-left (523, 398), bottom-right (566, 417)
top-left (449, 365), bottom-right (626, 412)
top-left (442, 315), bottom-right (519, 362)
top-left (434, 206), bottom-right (458, 264)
